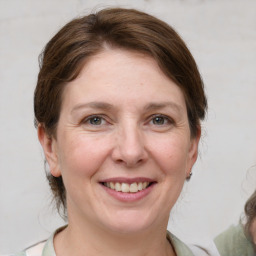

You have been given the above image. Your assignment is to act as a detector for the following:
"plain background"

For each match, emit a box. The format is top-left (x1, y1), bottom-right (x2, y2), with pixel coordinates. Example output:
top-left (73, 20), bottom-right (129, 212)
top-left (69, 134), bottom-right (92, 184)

top-left (0, 0), bottom-right (256, 254)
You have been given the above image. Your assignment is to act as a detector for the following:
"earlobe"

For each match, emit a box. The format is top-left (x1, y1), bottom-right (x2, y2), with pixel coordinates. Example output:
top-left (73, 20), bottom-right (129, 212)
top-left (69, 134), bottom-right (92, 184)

top-left (37, 124), bottom-right (61, 177)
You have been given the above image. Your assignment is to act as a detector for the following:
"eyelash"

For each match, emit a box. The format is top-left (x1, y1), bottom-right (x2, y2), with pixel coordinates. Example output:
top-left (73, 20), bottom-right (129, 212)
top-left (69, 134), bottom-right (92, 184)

top-left (148, 114), bottom-right (174, 126)
top-left (82, 115), bottom-right (108, 126)
top-left (80, 114), bottom-right (174, 128)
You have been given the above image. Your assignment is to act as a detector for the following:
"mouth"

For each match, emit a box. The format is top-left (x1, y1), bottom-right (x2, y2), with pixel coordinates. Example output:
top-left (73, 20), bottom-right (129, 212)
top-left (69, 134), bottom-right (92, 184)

top-left (99, 178), bottom-right (156, 202)
top-left (101, 181), bottom-right (153, 193)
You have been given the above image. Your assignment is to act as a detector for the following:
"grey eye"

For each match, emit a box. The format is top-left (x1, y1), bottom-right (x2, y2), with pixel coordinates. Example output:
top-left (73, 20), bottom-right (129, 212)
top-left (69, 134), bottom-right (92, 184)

top-left (152, 116), bottom-right (166, 125)
top-left (89, 116), bottom-right (102, 125)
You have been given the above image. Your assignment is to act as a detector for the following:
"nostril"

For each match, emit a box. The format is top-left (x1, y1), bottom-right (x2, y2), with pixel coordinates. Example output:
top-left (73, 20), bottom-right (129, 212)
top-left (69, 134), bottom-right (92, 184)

top-left (113, 151), bottom-right (145, 165)
top-left (115, 158), bottom-right (125, 164)
top-left (111, 137), bottom-right (148, 167)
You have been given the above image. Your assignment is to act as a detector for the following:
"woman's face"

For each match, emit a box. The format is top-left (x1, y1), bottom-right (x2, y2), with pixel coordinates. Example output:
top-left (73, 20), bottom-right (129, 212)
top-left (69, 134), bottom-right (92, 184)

top-left (40, 49), bottom-right (199, 234)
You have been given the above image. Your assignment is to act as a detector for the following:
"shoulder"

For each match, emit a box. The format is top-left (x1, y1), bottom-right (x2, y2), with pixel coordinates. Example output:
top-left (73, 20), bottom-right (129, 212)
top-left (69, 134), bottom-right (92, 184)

top-left (214, 223), bottom-right (255, 256)
top-left (167, 231), bottom-right (220, 256)
top-left (9, 226), bottom-right (66, 256)
top-left (9, 241), bottom-right (46, 256)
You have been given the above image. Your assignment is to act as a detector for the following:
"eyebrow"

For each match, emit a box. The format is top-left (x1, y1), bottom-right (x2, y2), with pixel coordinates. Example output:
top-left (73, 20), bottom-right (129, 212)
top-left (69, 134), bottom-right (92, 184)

top-left (71, 102), bottom-right (114, 113)
top-left (144, 102), bottom-right (183, 114)
top-left (71, 101), bottom-right (183, 114)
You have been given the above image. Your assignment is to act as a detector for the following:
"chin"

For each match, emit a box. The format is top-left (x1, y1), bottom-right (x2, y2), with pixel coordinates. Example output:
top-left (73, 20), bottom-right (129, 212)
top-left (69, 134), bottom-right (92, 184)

top-left (102, 211), bottom-right (158, 235)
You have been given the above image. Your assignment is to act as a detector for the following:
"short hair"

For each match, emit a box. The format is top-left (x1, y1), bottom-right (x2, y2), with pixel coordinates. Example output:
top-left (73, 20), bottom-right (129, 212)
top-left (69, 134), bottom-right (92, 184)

top-left (34, 7), bottom-right (207, 216)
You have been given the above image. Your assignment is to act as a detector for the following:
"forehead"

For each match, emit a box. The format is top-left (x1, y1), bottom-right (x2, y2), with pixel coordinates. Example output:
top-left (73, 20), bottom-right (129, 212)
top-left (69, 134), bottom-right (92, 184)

top-left (80, 48), bottom-right (162, 80)
top-left (61, 48), bottom-right (186, 111)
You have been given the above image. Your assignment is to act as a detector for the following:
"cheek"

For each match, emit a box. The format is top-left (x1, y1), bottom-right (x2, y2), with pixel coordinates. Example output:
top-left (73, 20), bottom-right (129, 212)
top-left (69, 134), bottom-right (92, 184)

top-left (149, 135), bottom-right (190, 176)
top-left (58, 134), bottom-right (110, 179)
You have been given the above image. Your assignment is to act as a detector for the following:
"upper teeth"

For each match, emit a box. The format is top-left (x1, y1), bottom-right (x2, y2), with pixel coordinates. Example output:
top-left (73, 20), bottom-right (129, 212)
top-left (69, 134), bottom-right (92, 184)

top-left (104, 182), bottom-right (150, 193)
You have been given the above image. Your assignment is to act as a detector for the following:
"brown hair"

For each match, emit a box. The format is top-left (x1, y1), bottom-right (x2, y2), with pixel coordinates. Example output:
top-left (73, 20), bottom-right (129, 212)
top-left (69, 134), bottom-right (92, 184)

top-left (244, 190), bottom-right (256, 240)
top-left (34, 7), bottom-right (207, 216)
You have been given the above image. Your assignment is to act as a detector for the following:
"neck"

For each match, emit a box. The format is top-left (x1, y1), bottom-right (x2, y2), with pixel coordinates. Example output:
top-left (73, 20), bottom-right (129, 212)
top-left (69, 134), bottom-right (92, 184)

top-left (54, 217), bottom-right (175, 256)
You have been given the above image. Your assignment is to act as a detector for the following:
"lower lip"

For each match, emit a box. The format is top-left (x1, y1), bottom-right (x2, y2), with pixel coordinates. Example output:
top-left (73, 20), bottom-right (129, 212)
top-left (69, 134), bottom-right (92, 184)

top-left (101, 183), bottom-right (156, 202)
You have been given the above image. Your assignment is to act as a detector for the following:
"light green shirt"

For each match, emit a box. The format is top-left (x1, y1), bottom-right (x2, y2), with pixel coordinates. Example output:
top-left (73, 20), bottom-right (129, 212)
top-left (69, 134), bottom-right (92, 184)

top-left (214, 224), bottom-right (255, 256)
top-left (12, 228), bottom-right (218, 256)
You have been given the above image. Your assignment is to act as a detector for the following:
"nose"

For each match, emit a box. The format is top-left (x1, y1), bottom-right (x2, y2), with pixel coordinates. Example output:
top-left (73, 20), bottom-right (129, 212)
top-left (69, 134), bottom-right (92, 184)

top-left (111, 123), bottom-right (148, 167)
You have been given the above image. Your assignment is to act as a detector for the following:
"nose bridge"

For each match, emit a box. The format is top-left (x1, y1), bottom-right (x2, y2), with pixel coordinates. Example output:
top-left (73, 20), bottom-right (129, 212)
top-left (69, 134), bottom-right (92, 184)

top-left (113, 119), bottom-right (146, 166)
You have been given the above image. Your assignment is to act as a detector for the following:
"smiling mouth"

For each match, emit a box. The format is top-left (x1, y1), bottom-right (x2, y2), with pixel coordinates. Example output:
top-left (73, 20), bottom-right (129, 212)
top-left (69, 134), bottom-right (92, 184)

top-left (101, 181), bottom-right (153, 193)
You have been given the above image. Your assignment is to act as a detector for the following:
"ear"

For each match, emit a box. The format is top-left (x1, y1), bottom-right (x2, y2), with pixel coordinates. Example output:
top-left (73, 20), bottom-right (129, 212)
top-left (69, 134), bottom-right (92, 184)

top-left (186, 127), bottom-right (201, 178)
top-left (37, 124), bottom-right (61, 177)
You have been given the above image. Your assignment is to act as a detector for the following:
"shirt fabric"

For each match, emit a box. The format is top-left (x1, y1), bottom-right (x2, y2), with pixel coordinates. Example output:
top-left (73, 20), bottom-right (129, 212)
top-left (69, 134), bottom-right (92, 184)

top-left (214, 224), bottom-right (255, 256)
top-left (12, 227), bottom-right (219, 256)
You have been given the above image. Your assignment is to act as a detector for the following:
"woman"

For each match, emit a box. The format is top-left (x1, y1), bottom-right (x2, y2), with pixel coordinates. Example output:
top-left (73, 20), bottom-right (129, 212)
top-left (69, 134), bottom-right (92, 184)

top-left (215, 190), bottom-right (256, 255)
top-left (14, 7), bottom-right (219, 256)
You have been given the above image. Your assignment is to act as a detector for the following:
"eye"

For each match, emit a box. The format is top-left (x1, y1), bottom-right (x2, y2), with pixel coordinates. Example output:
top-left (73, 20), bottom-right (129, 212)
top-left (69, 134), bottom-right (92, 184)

top-left (89, 116), bottom-right (103, 125)
top-left (83, 115), bottom-right (107, 126)
top-left (152, 116), bottom-right (166, 125)
top-left (150, 115), bottom-right (172, 126)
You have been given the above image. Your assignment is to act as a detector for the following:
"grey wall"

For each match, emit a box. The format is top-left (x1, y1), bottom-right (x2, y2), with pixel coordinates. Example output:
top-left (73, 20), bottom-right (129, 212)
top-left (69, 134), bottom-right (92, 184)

top-left (1, 0), bottom-right (256, 254)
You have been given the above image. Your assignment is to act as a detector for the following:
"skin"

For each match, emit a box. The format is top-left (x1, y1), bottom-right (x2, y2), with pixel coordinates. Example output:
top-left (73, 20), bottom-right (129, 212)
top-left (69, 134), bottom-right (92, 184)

top-left (38, 48), bottom-right (200, 256)
top-left (250, 218), bottom-right (256, 245)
